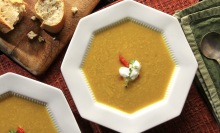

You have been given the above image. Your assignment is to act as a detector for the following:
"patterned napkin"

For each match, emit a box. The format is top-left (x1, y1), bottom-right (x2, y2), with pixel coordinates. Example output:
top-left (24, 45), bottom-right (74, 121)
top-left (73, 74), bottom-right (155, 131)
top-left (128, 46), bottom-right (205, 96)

top-left (174, 0), bottom-right (220, 124)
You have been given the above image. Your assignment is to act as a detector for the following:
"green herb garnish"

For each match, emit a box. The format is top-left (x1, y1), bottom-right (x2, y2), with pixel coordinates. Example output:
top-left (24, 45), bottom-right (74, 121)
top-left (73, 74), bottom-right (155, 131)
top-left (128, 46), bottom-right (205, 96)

top-left (9, 130), bottom-right (16, 133)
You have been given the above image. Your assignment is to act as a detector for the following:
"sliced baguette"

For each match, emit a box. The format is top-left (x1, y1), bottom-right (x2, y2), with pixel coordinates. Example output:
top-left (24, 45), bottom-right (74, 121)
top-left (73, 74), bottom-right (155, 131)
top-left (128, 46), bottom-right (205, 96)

top-left (35, 0), bottom-right (65, 33)
top-left (0, 0), bottom-right (26, 33)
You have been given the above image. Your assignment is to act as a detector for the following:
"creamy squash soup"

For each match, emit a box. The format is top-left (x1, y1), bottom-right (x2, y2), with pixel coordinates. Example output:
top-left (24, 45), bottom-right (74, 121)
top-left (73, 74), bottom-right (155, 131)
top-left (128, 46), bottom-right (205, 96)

top-left (0, 92), bottom-right (58, 132)
top-left (82, 19), bottom-right (175, 114)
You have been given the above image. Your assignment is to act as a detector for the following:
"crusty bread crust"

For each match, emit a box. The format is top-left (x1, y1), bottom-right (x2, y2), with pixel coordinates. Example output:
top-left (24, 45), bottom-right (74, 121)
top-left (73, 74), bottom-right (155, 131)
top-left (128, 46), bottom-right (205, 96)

top-left (0, 20), bottom-right (11, 33)
top-left (0, 0), bottom-right (26, 33)
top-left (35, 0), bottom-right (65, 33)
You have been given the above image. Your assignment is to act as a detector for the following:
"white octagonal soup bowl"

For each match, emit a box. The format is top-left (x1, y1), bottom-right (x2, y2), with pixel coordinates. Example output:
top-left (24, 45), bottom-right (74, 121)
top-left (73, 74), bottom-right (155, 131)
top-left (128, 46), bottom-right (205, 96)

top-left (61, 0), bottom-right (198, 132)
top-left (0, 72), bottom-right (81, 133)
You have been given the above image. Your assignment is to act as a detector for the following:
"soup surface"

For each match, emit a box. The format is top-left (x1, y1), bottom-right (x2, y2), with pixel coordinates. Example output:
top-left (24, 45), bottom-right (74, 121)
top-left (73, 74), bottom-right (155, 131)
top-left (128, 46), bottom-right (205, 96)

top-left (0, 94), bottom-right (58, 132)
top-left (82, 19), bottom-right (175, 114)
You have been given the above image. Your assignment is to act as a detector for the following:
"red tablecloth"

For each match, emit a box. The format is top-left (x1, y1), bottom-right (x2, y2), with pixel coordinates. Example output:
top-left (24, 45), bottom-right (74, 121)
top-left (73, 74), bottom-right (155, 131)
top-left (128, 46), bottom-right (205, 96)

top-left (1, 0), bottom-right (220, 132)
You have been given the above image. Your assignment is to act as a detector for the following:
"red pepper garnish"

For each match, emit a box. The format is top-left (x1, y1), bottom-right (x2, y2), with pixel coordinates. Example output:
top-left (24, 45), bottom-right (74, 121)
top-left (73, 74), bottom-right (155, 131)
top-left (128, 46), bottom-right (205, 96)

top-left (17, 127), bottom-right (24, 133)
top-left (119, 55), bottom-right (129, 68)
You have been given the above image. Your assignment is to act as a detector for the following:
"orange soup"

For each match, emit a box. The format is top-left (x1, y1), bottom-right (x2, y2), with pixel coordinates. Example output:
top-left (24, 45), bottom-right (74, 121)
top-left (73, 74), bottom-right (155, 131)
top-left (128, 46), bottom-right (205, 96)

top-left (0, 93), bottom-right (58, 132)
top-left (82, 19), bottom-right (175, 114)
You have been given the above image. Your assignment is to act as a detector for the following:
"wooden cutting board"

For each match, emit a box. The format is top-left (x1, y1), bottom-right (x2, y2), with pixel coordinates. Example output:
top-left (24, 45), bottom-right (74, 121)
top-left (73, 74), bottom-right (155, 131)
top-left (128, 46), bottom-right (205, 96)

top-left (0, 0), bottom-right (100, 75)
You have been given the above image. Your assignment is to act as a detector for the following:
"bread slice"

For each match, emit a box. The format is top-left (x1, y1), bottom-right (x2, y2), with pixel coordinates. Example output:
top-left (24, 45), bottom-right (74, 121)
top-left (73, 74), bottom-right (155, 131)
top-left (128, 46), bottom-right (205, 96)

top-left (35, 0), bottom-right (65, 33)
top-left (0, 0), bottom-right (26, 33)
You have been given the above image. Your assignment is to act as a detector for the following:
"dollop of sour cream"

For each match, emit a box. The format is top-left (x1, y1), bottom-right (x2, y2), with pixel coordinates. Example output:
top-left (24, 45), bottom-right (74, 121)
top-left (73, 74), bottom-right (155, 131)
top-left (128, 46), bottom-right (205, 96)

top-left (119, 60), bottom-right (141, 85)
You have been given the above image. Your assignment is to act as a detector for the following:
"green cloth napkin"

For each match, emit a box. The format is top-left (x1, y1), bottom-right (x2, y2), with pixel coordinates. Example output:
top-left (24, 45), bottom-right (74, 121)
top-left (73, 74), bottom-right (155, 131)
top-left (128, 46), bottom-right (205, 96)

top-left (174, 0), bottom-right (220, 124)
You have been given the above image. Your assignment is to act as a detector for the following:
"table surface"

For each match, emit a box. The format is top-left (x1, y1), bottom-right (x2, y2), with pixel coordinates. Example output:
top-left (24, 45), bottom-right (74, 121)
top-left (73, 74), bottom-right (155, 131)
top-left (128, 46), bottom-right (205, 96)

top-left (1, 0), bottom-right (220, 132)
